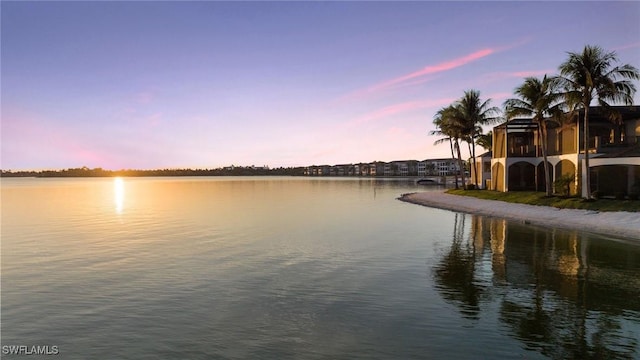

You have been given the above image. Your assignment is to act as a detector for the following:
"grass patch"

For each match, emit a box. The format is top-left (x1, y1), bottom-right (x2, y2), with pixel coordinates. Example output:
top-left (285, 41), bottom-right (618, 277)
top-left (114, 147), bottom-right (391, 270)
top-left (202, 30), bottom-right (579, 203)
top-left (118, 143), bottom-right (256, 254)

top-left (446, 189), bottom-right (640, 212)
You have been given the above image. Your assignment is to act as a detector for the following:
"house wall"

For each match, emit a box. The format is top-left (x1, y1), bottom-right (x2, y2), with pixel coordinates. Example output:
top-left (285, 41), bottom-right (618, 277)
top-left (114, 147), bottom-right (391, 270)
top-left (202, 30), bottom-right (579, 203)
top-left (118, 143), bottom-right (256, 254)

top-left (470, 158), bottom-right (492, 189)
top-left (470, 158), bottom-right (483, 188)
top-left (470, 160), bottom-right (481, 188)
top-left (589, 158), bottom-right (640, 195)
top-left (494, 129), bottom-right (506, 158)
top-left (491, 161), bottom-right (505, 191)
top-left (560, 127), bottom-right (577, 154)
top-left (555, 158), bottom-right (578, 195)
top-left (626, 119), bottom-right (640, 145)
top-left (593, 166), bottom-right (628, 196)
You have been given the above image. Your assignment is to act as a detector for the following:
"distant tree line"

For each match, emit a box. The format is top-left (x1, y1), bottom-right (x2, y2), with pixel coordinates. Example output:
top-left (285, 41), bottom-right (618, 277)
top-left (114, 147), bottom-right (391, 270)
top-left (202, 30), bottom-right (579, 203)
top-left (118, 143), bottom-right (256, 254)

top-left (0, 166), bottom-right (306, 178)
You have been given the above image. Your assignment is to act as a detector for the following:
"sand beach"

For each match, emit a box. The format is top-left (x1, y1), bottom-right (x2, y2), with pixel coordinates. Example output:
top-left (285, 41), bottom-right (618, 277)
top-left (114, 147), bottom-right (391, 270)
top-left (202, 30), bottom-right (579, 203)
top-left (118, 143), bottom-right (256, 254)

top-left (399, 190), bottom-right (640, 242)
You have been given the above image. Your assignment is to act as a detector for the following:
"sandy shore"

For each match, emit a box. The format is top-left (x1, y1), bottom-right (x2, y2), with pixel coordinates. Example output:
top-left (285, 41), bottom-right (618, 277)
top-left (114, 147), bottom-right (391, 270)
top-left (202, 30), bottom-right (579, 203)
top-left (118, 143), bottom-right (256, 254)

top-left (399, 190), bottom-right (640, 242)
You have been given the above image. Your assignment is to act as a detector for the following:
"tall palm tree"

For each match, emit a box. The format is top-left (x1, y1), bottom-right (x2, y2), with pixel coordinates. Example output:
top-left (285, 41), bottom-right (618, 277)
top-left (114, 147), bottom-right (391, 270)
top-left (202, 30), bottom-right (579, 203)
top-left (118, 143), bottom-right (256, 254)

top-left (432, 106), bottom-right (466, 189)
top-left (555, 45), bottom-right (638, 199)
top-left (476, 131), bottom-right (492, 151)
top-left (504, 76), bottom-right (563, 196)
top-left (429, 130), bottom-right (459, 188)
top-left (453, 90), bottom-right (501, 188)
top-left (431, 110), bottom-right (456, 162)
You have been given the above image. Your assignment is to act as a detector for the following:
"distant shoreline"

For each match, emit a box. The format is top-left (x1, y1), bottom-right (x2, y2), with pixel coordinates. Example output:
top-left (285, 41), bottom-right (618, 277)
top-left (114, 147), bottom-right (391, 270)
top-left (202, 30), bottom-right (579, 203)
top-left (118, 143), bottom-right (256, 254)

top-left (399, 191), bottom-right (640, 243)
top-left (0, 168), bottom-right (451, 181)
top-left (0, 167), bottom-right (304, 178)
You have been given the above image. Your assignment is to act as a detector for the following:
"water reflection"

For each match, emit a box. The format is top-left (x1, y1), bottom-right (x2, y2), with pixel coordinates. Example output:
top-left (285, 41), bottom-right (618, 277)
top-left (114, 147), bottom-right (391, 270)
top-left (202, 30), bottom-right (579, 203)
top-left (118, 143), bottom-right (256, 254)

top-left (114, 177), bottom-right (124, 214)
top-left (434, 214), bottom-right (640, 359)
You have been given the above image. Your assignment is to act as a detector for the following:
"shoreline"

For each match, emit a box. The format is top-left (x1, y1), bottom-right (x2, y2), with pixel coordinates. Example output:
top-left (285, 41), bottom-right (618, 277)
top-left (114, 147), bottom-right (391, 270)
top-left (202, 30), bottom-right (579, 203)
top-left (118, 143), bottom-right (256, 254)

top-left (399, 190), bottom-right (640, 243)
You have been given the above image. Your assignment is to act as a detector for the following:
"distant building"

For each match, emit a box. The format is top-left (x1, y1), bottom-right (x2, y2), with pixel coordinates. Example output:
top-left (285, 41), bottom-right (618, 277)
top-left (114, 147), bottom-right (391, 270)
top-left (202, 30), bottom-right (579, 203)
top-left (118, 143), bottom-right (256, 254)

top-left (368, 162), bottom-right (385, 176)
top-left (305, 158), bottom-right (458, 178)
top-left (425, 158), bottom-right (459, 176)
top-left (417, 160), bottom-right (430, 177)
top-left (304, 165), bottom-right (330, 176)
top-left (383, 162), bottom-right (395, 176)
top-left (389, 160), bottom-right (418, 176)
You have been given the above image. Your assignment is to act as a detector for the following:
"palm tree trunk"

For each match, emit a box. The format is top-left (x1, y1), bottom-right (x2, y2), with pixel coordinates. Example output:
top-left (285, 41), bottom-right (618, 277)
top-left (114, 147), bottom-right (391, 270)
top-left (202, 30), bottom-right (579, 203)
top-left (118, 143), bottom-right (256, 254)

top-left (467, 140), bottom-right (475, 188)
top-left (455, 138), bottom-right (466, 189)
top-left (449, 138), bottom-right (458, 189)
top-left (471, 130), bottom-right (479, 188)
top-left (540, 122), bottom-right (552, 196)
top-left (583, 106), bottom-right (591, 199)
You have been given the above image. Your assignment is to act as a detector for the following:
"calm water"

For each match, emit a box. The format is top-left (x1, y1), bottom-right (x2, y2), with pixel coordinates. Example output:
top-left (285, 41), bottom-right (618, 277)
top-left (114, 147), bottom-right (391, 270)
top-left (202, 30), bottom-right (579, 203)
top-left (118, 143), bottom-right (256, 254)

top-left (2, 177), bottom-right (639, 359)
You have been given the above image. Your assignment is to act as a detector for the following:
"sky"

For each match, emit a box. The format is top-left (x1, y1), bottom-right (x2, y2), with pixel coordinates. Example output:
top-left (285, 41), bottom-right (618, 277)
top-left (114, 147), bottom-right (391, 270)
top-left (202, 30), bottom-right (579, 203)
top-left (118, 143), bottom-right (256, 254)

top-left (2, 1), bottom-right (639, 170)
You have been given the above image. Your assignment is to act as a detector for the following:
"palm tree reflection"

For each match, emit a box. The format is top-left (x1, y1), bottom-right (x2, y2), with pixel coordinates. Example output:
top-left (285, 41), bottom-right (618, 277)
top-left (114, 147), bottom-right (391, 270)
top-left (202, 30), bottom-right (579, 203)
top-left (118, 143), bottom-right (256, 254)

top-left (433, 213), bottom-right (640, 359)
top-left (433, 214), bottom-right (484, 320)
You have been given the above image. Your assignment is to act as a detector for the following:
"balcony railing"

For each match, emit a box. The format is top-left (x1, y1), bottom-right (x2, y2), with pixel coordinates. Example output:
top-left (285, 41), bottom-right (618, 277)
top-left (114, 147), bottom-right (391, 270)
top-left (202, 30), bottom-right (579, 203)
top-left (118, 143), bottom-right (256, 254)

top-left (507, 145), bottom-right (540, 157)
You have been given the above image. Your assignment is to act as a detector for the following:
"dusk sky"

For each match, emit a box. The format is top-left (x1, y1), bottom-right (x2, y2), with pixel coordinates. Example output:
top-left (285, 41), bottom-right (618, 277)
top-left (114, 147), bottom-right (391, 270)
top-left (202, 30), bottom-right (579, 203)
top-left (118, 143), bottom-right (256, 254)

top-left (2, 1), bottom-right (639, 170)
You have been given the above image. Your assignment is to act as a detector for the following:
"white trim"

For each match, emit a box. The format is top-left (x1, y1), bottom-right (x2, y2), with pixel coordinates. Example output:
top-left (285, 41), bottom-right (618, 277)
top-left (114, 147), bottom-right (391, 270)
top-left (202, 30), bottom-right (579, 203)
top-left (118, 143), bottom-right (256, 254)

top-left (590, 157), bottom-right (640, 166)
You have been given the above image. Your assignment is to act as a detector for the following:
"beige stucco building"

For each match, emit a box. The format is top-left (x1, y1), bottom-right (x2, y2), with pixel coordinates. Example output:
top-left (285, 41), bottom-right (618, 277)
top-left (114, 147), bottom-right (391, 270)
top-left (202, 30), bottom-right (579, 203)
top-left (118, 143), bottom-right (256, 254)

top-left (487, 106), bottom-right (640, 197)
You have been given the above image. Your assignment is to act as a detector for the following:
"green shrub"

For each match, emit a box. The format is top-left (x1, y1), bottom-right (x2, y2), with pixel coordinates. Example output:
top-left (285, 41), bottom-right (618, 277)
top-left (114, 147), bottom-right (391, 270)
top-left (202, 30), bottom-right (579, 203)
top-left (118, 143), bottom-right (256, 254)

top-left (554, 174), bottom-right (574, 197)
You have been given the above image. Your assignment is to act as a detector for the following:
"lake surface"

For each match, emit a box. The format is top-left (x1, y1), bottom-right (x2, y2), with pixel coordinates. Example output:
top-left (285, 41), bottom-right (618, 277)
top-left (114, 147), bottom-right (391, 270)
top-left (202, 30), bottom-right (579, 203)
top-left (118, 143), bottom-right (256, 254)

top-left (2, 177), bottom-right (639, 359)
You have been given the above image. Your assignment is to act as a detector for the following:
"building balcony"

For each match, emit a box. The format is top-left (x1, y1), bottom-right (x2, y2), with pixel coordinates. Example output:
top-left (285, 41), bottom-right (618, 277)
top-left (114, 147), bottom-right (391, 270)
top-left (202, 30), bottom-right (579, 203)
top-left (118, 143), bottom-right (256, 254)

top-left (507, 145), bottom-right (540, 157)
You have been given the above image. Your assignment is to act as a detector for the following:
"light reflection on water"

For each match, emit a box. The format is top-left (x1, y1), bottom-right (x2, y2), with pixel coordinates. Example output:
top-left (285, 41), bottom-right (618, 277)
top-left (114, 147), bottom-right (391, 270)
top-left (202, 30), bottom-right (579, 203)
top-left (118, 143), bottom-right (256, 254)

top-left (1, 177), bottom-right (639, 359)
top-left (114, 177), bottom-right (124, 214)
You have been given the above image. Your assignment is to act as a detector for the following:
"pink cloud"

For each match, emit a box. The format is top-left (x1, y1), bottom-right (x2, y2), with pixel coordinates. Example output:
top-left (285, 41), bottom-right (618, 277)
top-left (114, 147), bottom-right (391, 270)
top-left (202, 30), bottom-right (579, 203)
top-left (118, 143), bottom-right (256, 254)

top-left (494, 37), bottom-right (533, 52)
top-left (350, 97), bottom-right (456, 125)
top-left (382, 75), bottom-right (440, 92)
top-left (385, 126), bottom-right (412, 139)
top-left (483, 69), bottom-right (554, 81)
top-left (1, 109), bottom-right (117, 169)
top-left (340, 48), bottom-right (497, 102)
top-left (337, 39), bottom-right (533, 104)
top-left (508, 70), bottom-right (553, 77)
top-left (376, 49), bottom-right (494, 88)
top-left (613, 42), bottom-right (640, 51)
